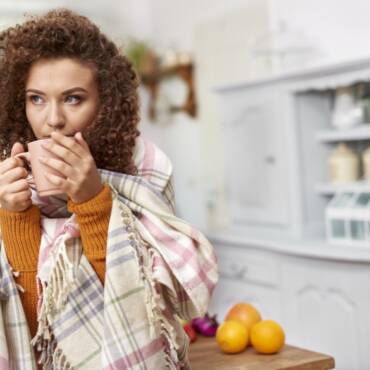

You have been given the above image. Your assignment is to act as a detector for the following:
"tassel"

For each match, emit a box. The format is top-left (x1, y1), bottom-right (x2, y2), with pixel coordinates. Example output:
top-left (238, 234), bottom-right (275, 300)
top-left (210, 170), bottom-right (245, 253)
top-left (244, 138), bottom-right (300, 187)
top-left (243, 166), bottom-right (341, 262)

top-left (32, 242), bottom-right (76, 369)
top-left (119, 202), bottom-right (181, 369)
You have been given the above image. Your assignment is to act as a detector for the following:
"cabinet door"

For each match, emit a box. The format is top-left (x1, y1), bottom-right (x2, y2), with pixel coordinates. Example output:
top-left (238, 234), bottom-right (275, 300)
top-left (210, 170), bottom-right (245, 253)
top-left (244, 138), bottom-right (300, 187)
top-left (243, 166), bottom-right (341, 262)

top-left (209, 278), bottom-right (282, 323)
top-left (209, 245), bottom-right (283, 322)
top-left (221, 87), bottom-right (289, 227)
top-left (282, 257), bottom-right (370, 370)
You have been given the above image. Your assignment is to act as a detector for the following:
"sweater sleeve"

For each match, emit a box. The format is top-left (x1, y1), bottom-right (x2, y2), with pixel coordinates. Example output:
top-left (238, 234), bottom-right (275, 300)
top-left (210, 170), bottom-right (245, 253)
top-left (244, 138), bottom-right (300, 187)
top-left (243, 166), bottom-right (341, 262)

top-left (0, 205), bottom-right (41, 338)
top-left (0, 205), bottom-right (41, 271)
top-left (67, 184), bottom-right (112, 284)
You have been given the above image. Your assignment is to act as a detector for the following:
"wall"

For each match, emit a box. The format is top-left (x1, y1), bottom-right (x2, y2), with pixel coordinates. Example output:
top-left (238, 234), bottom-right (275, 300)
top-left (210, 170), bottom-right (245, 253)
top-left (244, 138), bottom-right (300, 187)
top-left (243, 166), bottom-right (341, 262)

top-left (134, 0), bottom-right (370, 232)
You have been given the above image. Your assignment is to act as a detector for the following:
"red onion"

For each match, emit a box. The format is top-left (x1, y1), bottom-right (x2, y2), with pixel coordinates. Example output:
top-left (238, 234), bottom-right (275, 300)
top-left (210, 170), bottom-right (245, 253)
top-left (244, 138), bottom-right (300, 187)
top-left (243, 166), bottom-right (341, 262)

top-left (191, 313), bottom-right (219, 337)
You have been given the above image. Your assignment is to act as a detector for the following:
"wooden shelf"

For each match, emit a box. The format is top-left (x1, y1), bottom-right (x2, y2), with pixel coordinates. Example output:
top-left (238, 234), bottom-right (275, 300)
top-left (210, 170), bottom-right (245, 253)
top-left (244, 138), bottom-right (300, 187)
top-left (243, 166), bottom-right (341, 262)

top-left (315, 124), bottom-right (370, 142)
top-left (140, 62), bottom-right (197, 121)
top-left (316, 181), bottom-right (370, 195)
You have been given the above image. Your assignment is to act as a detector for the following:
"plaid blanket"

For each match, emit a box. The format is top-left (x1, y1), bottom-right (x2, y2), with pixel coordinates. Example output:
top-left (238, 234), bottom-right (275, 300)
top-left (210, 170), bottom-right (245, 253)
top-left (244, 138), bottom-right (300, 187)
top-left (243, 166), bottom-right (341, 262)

top-left (0, 136), bottom-right (218, 369)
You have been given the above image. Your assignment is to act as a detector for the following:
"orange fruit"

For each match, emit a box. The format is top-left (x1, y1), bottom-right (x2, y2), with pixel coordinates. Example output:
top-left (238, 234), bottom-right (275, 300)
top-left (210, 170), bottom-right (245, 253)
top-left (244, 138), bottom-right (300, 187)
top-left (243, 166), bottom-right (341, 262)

top-left (216, 320), bottom-right (249, 354)
top-left (250, 320), bottom-right (285, 354)
top-left (225, 302), bottom-right (262, 332)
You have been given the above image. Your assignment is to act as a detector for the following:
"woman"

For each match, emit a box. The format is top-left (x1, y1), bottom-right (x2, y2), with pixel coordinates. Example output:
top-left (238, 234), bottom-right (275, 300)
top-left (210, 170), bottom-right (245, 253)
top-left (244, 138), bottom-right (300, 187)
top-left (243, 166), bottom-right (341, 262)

top-left (0, 8), bottom-right (218, 370)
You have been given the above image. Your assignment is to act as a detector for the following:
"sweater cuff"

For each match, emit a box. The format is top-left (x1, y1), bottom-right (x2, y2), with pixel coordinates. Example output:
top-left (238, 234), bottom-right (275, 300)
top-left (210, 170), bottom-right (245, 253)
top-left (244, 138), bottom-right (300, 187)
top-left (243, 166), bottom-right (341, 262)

top-left (67, 184), bottom-right (112, 261)
top-left (0, 205), bottom-right (41, 271)
top-left (67, 184), bottom-right (112, 215)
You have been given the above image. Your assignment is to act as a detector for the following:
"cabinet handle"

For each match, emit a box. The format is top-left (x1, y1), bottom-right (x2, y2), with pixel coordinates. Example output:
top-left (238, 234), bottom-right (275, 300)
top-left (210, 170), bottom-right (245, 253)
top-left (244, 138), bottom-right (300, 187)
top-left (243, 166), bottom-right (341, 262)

top-left (265, 155), bottom-right (276, 164)
top-left (224, 264), bottom-right (248, 280)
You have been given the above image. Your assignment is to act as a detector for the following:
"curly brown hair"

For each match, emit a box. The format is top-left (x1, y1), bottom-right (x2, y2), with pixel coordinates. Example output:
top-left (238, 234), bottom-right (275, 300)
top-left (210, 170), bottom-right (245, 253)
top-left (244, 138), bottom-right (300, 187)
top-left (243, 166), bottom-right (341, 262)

top-left (0, 8), bottom-right (140, 175)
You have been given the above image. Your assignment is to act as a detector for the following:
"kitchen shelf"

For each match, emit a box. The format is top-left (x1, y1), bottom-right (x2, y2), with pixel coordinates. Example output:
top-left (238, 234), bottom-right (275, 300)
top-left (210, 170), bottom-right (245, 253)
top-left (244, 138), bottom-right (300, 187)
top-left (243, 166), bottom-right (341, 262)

top-left (141, 62), bottom-right (197, 120)
top-left (315, 124), bottom-right (370, 142)
top-left (315, 181), bottom-right (370, 195)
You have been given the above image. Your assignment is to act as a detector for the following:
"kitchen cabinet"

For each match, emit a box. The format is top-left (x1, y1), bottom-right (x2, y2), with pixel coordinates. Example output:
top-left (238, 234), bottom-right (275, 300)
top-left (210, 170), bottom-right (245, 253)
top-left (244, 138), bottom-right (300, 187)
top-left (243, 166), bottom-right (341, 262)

top-left (215, 57), bottom-right (370, 240)
top-left (282, 257), bottom-right (370, 370)
top-left (219, 86), bottom-right (290, 230)
top-left (208, 236), bottom-right (370, 370)
top-left (210, 57), bottom-right (370, 370)
top-left (210, 245), bottom-right (282, 323)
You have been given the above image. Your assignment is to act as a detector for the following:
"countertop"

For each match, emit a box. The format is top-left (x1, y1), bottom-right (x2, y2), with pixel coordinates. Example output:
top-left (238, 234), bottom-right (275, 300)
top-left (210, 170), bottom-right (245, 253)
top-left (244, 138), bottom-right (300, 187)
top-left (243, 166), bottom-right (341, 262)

top-left (189, 336), bottom-right (335, 370)
top-left (206, 229), bottom-right (370, 262)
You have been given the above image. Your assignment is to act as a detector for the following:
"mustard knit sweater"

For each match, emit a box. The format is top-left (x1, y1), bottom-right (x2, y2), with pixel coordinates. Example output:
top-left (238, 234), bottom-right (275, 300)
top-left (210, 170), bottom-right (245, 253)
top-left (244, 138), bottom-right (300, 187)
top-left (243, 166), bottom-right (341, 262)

top-left (0, 185), bottom-right (112, 339)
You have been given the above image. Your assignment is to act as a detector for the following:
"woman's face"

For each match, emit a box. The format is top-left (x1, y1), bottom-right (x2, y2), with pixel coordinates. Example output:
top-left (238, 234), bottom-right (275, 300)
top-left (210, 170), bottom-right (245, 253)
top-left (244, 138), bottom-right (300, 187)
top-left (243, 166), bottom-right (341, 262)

top-left (25, 58), bottom-right (100, 139)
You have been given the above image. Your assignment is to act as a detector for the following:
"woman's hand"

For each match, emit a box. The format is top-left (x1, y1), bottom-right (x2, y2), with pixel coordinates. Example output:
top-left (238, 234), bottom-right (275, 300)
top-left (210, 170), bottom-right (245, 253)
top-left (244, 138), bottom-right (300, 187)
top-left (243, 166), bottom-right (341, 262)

top-left (40, 131), bottom-right (103, 204)
top-left (0, 143), bottom-right (32, 212)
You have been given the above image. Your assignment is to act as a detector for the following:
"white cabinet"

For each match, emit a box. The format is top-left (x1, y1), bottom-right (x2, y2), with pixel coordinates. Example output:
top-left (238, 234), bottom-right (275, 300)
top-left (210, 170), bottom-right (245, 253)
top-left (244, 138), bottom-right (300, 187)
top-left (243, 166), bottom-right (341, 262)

top-left (211, 53), bottom-right (370, 370)
top-left (209, 243), bottom-right (283, 323)
top-left (215, 58), bottom-right (370, 240)
top-left (219, 86), bottom-right (290, 230)
top-left (281, 257), bottom-right (370, 370)
top-left (209, 238), bottom-right (370, 370)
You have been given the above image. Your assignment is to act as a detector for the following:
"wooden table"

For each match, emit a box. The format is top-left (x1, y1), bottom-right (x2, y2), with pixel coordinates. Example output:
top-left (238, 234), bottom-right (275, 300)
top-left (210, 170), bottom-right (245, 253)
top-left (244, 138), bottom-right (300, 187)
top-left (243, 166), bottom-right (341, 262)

top-left (189, 337), bottom-right (335, 370)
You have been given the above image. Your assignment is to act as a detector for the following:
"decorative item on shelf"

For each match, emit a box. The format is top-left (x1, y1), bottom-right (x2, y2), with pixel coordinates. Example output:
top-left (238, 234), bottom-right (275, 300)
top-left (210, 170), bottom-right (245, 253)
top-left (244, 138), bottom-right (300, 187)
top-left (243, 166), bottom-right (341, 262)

top-left (126, 40), bottom-right (196, 122)
top-left (363, 146), bottom-right (370, 181)
top-left (328, 143), bottom-right (359, 183)
top-left (125, 39), bottom-right (159, 76)
top-left (139, 48), bottom-right (197, 122)
top-left (325, 192), bottom-right (370, 246)
top-left (331, 86), bottom-right (364, 130)
top-left (251, 21), bottom-right (317, 73)
top-left (355, 82), bottom-right (370, 123)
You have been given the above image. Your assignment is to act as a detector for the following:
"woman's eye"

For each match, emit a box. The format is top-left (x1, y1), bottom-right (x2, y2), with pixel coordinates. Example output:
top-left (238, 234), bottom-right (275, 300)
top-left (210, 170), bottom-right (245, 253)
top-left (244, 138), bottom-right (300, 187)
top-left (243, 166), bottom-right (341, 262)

top-left (29, 95), bottom-right (44, 104)
top-left (65, 95), bottom-right (82, 104)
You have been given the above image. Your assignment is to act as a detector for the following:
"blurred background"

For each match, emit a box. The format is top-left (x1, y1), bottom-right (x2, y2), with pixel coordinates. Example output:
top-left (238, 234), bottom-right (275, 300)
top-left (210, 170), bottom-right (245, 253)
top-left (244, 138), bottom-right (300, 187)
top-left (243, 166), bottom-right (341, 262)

top-left (3, 0), bottom-right (370, 231)
top-left (3, 1), bottom-right (370, 369)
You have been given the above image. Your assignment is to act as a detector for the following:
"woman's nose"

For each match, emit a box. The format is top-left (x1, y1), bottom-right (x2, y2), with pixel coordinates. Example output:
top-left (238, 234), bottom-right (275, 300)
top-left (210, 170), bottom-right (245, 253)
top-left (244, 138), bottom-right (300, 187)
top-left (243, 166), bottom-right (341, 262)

top-left (47, 102), bottom-right (65, 129)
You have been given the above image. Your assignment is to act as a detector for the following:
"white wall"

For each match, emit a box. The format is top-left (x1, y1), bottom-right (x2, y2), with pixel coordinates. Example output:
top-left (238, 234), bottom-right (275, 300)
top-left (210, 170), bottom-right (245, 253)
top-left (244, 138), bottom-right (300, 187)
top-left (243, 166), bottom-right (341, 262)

top-left (269, 0), bottom-right (370, 67)
top-left (0, 0), bottom-right (129, 38)
top-left (132, 0), bottom-right (370, 232)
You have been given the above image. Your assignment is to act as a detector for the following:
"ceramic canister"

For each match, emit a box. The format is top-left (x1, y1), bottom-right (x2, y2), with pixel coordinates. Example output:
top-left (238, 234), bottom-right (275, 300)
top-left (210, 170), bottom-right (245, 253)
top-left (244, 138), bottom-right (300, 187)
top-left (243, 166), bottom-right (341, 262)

top-left (328, 143), bottom-right (359, 183)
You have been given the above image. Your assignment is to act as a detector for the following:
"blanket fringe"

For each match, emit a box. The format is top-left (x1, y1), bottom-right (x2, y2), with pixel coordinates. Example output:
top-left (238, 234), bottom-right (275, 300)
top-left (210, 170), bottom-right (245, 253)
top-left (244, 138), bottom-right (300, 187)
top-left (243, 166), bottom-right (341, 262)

top-left (43, 242), bottom-right (75, 318)
top-left (119, 202), bottom-right (181, 369)
top-left (31, 242), bottom-right (76, 369)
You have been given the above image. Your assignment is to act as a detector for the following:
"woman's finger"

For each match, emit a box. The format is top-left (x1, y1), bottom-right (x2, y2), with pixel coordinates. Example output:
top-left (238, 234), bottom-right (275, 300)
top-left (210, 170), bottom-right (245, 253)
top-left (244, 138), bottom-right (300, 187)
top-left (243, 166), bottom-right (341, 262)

top-left (10, 142), bottom-right (27, 167)
top-left (0, 158), bottom-right (21, 176)
top-left (50, 131), bottom-right (86, 158)
top-left (42, 140), bottom-right (80, 166)
top-left (11, 189), bottom-right (32, 203)
top-left (74, 132), bottom-right (91, 152)
top-left (0, 166), bottom-right (28, 185)
top-left (39, 157), bottom-right (74, 178)
top-left (7, 178), bottom-right (30, 193)
top-left (44, 172), bottom-right (71, 192)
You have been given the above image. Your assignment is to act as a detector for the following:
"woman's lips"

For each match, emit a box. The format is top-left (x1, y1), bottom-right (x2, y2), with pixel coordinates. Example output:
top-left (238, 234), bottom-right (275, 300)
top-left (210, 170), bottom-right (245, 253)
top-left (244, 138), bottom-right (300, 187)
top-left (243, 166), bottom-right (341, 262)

top-left (43, 133), bottom-right (75, 138)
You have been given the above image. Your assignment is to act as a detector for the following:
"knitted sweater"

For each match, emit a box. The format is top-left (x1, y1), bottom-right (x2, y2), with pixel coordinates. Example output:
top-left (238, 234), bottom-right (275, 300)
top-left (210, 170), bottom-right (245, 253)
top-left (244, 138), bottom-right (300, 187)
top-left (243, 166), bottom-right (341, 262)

top-left (0, 185), bottom-right (112, 338)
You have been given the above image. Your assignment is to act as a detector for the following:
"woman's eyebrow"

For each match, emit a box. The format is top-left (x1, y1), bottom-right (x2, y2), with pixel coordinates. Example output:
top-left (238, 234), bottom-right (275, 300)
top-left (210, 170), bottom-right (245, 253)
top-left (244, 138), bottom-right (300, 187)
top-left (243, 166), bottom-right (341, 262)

top-left (62, 87), bottom-right (88, 95)
top-left (25, 88), bottom-right (45, 95)
top-left (25, 87), bottom-right (88, 95)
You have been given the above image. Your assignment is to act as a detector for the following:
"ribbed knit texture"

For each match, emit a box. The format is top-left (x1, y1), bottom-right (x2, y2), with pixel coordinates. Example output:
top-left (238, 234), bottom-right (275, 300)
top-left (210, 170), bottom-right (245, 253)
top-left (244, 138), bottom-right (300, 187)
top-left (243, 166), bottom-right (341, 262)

top-left (0, 184), bottom-right (112, 340)
top-left (67, 184), bottom-right (112, 283)
top-left (0, 206), bottom-right (40, 339)
top-left (0, 205), bottom-right (41, 271)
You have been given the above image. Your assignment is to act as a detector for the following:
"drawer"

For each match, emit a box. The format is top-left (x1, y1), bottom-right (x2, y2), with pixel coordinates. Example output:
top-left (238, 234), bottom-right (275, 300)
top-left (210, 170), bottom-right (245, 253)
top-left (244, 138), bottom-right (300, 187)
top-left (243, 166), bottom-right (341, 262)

top-left (215, 246), bottom-right (280, 287)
